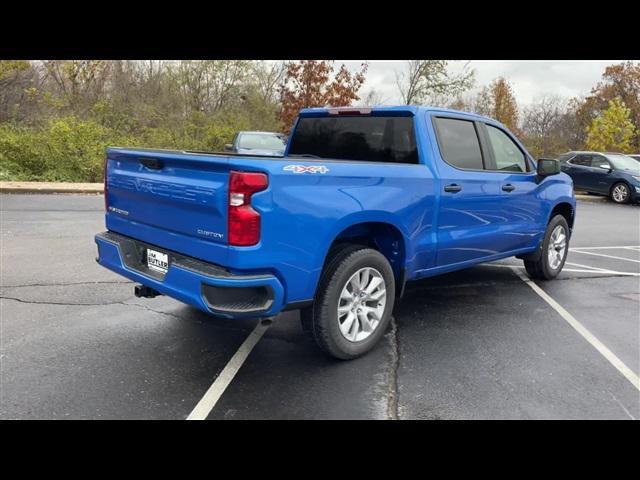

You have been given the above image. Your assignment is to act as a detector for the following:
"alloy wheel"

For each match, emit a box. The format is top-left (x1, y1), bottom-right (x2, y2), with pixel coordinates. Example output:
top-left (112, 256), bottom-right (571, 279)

top-left (547, 225), bottom-right (567, 270)
top-left (337, 267), bottom-right (387, 342)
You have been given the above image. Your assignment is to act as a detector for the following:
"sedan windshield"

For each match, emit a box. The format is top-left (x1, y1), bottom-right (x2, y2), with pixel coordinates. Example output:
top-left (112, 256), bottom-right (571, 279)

top-left (607, 154), bottom-right (640, 171)
top-left (238, 133), bottom-right (286, 151)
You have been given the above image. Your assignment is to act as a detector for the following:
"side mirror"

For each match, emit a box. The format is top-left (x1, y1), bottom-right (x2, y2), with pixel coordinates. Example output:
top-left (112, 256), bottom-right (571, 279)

top-left (598, 164), bottom-right (612, 172)
top-left (223, 144), bottom-right (233, 152)
top-left (537, 158), bottom-right (561, 177)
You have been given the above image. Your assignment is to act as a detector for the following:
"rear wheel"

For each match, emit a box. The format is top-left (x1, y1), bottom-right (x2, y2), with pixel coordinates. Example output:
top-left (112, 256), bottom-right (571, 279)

top-left (301, 245), bottom-right (395, 360)
top-left (524, 215), bottom-right (569, 280)
top-left (610, 182), bottom-right (630, 204)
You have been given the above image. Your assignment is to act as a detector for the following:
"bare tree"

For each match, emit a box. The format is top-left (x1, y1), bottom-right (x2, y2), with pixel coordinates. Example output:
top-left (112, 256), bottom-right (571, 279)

top-left (0, 61), bottom-right (45, 123)
top-left (521, 95), bottom-right (567, 157)
top-left (170, 61), bottom-right (252, 117)
top-left (395, 60), bottom-right (475, 105)
top-left (250, 61), bottom-right (287, 104)
top-left (41, 60), bottom-right (112, 113)
top-left (358, 88), bottom-right (388, 106)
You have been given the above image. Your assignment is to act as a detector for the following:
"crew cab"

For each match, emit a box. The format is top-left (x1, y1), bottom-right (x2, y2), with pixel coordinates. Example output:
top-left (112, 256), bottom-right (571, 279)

top-left (95, 106), bottom-right (576, 359)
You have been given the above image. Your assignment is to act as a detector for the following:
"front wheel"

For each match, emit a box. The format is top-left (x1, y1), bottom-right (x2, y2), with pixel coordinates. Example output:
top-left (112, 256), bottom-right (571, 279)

top-left (301, 245), bottom-right (395, 360)
top-left (610, 182), bottom-right (630, 204)
top-left (524, 215), bottom-right (569, 280)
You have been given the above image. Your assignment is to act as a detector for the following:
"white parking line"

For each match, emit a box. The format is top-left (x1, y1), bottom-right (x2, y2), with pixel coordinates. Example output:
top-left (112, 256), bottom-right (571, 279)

top-left (571, 245), bottom-right (640, 250)
top-left (483, 262), bottom-right (640, 276)
top-left (512, 267), bottom-right (640, 392)
top-left (569, 249), bottom-right (640, 264)
top-left (564, 261), bottom-right (611, 272)
top-left (564, 261), bottom-right (640, 276)
top-left (488, 264), bottom-right (614, 274)
top-left (186, 319), bottom-right (272, 420)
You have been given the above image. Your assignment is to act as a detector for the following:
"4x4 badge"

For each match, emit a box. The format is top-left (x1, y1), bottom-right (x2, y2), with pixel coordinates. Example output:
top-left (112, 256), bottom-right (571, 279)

top-left (283, 165), bottom-right (329, 174)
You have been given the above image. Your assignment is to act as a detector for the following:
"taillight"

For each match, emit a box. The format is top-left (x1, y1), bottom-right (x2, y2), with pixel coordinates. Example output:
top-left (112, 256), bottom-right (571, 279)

top-left (103, 155), bottom-right (108, 211)
top-left (228, 170), bottom-right (268, 246)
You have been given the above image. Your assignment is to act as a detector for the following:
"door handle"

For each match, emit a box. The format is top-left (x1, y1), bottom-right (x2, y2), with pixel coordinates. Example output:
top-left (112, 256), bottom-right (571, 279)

top-left (444, 184), bottom-right (462, 193)
top-left (140, 157), bottom-right (163, 170)
top-left (502, 184), bottom-right (515, 192)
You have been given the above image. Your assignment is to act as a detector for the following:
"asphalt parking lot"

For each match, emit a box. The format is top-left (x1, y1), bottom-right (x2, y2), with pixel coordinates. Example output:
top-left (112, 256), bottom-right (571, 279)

top-left (1, 194), bottom-right (638, 419)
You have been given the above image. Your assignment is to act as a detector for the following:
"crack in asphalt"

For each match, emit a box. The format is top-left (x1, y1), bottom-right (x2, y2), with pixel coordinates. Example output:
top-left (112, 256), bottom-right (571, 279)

top-left (386, 316), bottom-right (400, 420)
top-left (556, 274), bottom-right (639, 280)
top-left (120, 300), bottom-right (185, 321)
top-left (0, 295), bottom-right (130, 307)
top-left (0, 295), bottom-right (183, 322)
top-left (0, 293), bottom-right (256, 333)
top-left (1, 280), bottom-right (132, 288)
top-left (0, 208), bottom-right (103, 212)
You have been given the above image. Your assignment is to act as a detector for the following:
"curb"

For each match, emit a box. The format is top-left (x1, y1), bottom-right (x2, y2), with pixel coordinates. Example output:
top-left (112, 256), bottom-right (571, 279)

top-left (0, 182), bottom-right (103, 194)
top-left (574, 193), bottom-right (608, 203)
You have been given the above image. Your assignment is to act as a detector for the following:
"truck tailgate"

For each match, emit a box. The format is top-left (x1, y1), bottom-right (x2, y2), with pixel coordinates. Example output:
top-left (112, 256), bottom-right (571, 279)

top-left (105, 148), bottom-right (231, 263)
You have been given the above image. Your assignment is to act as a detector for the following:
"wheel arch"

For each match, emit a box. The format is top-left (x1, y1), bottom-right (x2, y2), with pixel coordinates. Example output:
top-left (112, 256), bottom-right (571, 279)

top-left (320, 219), bottom-right (409, 298)
top-left (549, 201), bottom-right (575, 231)
top-left (519, 200), bottom-right (574, 263)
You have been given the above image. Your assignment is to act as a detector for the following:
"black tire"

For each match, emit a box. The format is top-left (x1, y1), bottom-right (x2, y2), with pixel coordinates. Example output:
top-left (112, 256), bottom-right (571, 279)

top-left (524, 214), bottom-right (570, 280)
top-left (610, 182), bottom-right (631, 204)
top-left (300, 245), bottom-right (395, 360)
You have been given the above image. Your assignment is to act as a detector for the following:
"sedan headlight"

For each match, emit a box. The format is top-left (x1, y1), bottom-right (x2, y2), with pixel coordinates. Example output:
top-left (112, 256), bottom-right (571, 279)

top-left (633, 176), bottom-right (640, 183)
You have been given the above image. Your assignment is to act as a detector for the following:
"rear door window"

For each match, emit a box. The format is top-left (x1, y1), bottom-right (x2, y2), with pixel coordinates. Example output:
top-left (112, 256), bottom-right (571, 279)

top-left (432, 117), bottom-right (484, 170)
top-left (288, 116), bottom-right (418, 164)
top-left (570, 155), bottom-right (592, 167)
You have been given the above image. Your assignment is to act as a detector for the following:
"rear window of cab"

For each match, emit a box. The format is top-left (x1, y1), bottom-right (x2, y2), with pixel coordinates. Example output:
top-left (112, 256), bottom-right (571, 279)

top-left (288, 116), bottom-right (418, 164)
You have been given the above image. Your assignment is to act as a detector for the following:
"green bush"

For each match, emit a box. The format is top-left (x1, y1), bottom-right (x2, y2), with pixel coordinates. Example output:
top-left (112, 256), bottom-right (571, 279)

top-left (0, 123), bottom-right (45, 180)
top-left (0, 117), bottom-right (138, 182)
top-left (0, 113), bottom-right (268, 182)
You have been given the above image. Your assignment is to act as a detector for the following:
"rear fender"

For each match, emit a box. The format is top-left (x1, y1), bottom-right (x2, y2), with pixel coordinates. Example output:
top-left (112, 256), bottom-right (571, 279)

top-left (313, 211), bottom-right (411, 295)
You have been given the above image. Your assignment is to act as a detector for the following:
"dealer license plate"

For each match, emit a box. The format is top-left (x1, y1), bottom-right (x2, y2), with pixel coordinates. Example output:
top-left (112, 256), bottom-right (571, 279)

top-left (147, 248), bottom-right (169, 273)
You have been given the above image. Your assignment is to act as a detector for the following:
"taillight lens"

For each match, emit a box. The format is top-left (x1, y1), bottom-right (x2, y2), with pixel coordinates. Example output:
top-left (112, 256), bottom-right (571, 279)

top-left (103, 155), bottom-right (109, 211)
top-left (228, 171), bottom-right (268, 246)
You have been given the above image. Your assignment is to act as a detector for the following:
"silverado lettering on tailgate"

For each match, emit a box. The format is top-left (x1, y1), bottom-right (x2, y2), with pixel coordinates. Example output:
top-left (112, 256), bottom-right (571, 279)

top-left (109, 177), bottom-right (218, 205)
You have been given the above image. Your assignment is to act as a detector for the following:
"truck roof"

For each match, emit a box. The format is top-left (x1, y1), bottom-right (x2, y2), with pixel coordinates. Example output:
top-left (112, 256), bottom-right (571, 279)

top-left (298, 105), bottom-right (501, 126)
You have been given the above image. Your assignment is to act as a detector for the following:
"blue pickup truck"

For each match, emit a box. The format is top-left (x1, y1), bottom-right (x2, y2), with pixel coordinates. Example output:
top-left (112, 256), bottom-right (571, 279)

top-left (96, 106), bottom-right (576, 359)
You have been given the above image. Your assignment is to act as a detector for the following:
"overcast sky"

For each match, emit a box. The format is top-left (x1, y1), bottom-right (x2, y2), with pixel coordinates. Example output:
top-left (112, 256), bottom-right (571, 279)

top-left (338, 60), bottom-right (638, 107)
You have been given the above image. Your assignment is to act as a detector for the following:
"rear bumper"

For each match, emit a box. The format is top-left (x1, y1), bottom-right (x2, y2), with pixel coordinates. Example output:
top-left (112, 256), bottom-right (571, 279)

top-left (95, 231), bottom-right (285, 318)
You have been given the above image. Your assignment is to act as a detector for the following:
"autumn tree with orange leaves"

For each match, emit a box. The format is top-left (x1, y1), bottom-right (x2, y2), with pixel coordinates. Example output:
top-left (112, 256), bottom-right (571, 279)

top-left (491, 77), bottom-right (520, 134)
top-left (278, 61), bottom-right (368, 133)
top-left (573, 62), bottom-right (640, 150)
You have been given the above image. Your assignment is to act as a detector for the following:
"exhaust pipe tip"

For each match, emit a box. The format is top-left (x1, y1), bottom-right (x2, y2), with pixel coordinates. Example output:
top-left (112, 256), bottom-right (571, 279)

top-left (134, 284), bottom-right (161, 298)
